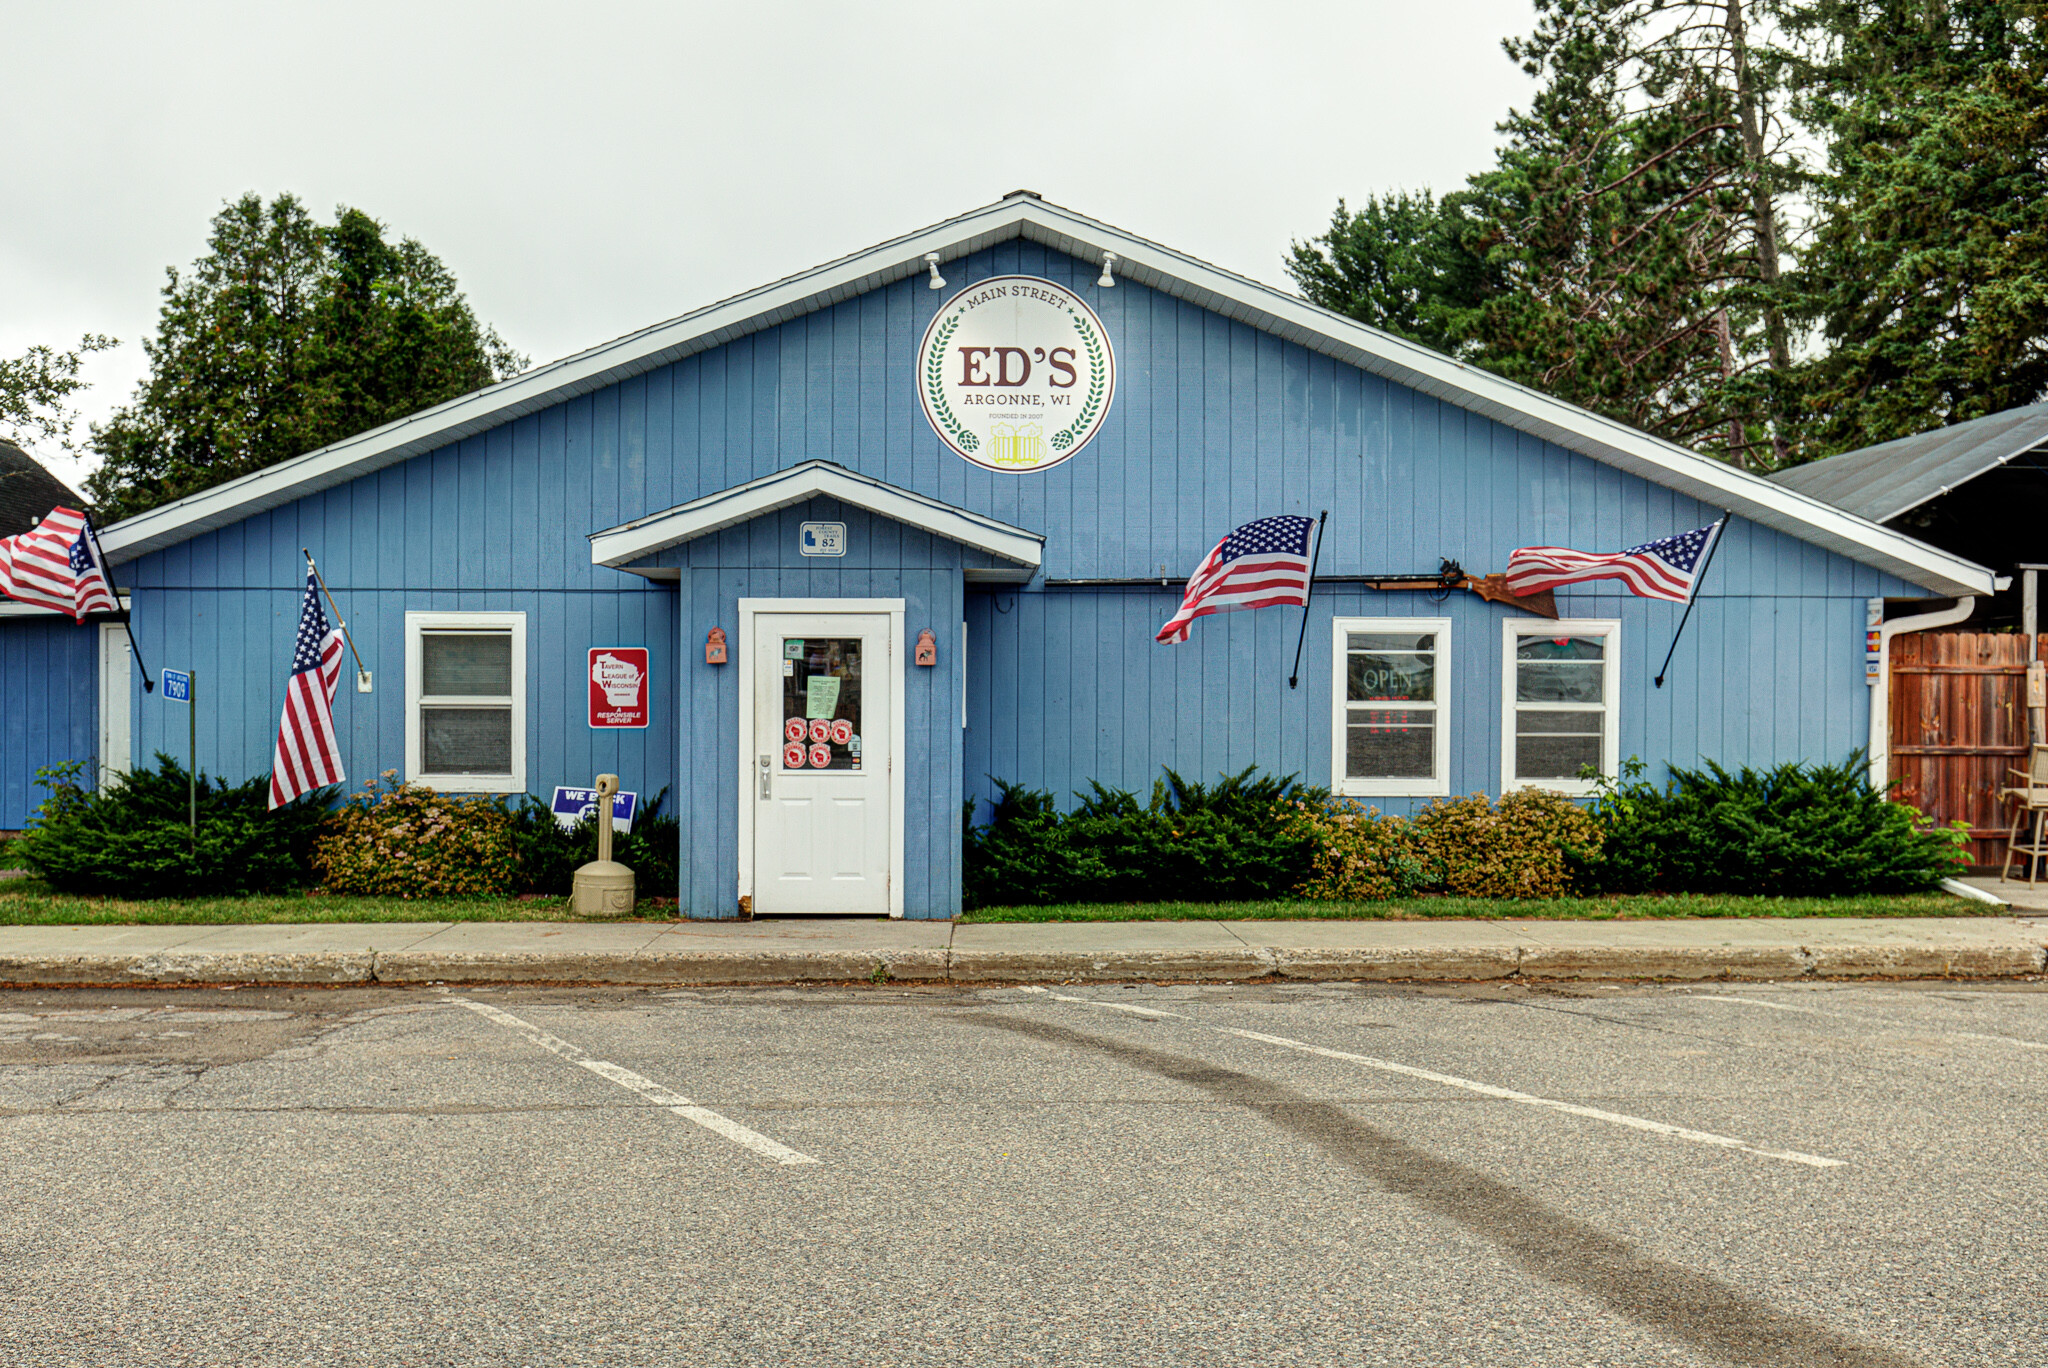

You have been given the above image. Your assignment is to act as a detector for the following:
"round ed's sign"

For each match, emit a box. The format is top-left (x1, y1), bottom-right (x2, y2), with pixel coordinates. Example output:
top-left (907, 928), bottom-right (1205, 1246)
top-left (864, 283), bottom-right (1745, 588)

top-left (917, 274), bottom-right (1115, 474)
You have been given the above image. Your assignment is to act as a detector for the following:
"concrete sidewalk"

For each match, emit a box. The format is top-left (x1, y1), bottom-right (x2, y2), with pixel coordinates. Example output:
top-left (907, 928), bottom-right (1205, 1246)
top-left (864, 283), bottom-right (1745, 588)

top-left (0, 914), bottom-right (2043, 987)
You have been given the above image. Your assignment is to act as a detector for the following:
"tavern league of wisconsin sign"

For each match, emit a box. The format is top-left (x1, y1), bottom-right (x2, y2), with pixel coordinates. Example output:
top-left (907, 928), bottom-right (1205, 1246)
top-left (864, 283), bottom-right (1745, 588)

top-left (917, 275), bottom-right (1116, 473)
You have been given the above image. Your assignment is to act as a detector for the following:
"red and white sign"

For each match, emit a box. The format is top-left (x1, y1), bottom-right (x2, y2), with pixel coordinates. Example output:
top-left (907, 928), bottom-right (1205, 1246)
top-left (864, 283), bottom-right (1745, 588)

top-left (784, 717), bottom-right (806, 743)
top-left (808, 742), bottom-right (832, 769)
top-left (830, 718), bottom-right (853, 746)
top-left (588, 647), bottom-right (650, 728)
top-left (783, 742), bottom-right (808, 769)
top-left (808, 718), bottom-right (830, 744)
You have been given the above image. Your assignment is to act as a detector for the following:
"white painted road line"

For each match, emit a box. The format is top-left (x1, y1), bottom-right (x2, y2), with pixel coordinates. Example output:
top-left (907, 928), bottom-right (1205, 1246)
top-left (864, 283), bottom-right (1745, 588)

top-left (1020, 989), bottom-right (1845, 1169)
top-left (1017, 985), bottom-right (1188, 1019)
top-left (1219, 1027), bottom-right (1845, 1168)
top-left (453, 997), bottom-right (818, 1166)
top-left (1691, 992), bottom-right (2048, 1052)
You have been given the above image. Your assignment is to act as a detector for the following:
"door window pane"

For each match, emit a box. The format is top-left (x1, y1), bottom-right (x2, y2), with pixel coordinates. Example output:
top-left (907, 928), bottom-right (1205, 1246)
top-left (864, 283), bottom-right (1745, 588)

top-left (780, 637), bottom-right (864, 771)
top-left (423, 633), bottom-right (512, 696)
top-left (422, 707), bottom-right (513, 774)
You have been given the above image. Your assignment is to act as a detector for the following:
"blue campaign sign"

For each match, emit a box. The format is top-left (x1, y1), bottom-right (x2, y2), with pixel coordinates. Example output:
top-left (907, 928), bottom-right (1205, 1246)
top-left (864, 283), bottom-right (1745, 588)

top-left (549, 786), bottom-right (637, 834)
top-left (161, 669), bottom-right (191, 702)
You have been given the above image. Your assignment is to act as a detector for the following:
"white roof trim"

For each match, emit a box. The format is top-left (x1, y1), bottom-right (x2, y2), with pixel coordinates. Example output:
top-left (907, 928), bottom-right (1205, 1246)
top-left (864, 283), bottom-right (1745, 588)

top-left (95, 194), bottom-right (1994, 597)
top-left (0, 594), bottom-right (130, 619)
top-left (589, 460), bottom-right (1044, 573)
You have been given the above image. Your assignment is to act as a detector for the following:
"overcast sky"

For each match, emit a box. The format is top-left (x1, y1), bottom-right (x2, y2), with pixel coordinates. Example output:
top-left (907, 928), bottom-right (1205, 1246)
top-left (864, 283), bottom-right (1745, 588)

top-left (3, 0), bottom-right (1537, 488)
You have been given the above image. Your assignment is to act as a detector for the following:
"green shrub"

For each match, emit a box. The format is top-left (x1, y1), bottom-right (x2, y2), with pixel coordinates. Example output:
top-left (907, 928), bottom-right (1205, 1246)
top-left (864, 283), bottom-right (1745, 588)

top-left (313, 772), bottom-right (520, 897)
top-left (963, 767), bottom-right (1324, 908)
top-left (1281, 800), bottom-right (1431, 901)
top-left (1584, 754), bottom-right (1960, 895)
top-left (1411, 789), bottom-right (1604, 898)
top-left (509, 787), bottom-right (679, 896)
top-left (13, 755), bottom-right (333, 897)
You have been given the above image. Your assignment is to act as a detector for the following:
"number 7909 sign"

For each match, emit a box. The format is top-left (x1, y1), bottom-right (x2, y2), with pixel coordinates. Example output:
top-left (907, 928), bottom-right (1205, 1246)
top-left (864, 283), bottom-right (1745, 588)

top-left (588, 647), bottom-right (649, 728)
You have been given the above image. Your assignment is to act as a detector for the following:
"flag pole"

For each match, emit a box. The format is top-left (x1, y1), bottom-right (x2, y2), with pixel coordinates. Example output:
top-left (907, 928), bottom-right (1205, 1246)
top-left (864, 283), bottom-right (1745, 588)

top-left (301, 549), bottom-right (368, 686)
top-left (1287, 510), bottom-right (1329, 690)
top-left (1653, 515), bottom-right (1730, 689)
top-left (83, 517), bottom-right (154, 692)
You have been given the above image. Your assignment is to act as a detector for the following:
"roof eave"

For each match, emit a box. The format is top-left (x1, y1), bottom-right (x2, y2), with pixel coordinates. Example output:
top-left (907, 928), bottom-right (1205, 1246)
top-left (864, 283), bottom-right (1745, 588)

top-left (589, 459), bottom-right (1045, 570)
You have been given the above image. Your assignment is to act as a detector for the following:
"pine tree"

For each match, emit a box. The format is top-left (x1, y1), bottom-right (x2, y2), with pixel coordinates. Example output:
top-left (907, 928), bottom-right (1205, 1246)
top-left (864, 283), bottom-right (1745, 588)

top-left (87, 194), bottom-right (525, 523)
top-left (1781, 0), bottom-right (2048, 452)
top-left (1292, 0), bottom-right (1804, 466)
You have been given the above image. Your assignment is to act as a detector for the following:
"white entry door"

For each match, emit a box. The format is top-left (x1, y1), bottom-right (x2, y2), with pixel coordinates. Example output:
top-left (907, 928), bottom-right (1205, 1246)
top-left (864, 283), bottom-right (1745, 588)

top-left (748, 609), bottom-right (896, 915)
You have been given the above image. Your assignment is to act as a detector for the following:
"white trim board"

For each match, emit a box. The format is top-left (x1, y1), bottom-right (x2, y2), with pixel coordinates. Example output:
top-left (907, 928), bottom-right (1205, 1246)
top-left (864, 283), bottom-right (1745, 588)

top-left (735, 598), bottom-right (906, 918)
top-left (592, 461), bottom-right (1042, 578)
top-left (90, 194), bottom-right (1995, 598)
top-left (0, 595), bottom-right (130, 618)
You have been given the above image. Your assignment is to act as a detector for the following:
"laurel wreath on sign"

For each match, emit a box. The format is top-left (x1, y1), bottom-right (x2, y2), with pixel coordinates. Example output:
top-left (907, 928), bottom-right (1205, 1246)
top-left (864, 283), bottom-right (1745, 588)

top-left (1050, 312), bottom-right (1107, 451)
top-left (922, 312), bottom-right (978, 453)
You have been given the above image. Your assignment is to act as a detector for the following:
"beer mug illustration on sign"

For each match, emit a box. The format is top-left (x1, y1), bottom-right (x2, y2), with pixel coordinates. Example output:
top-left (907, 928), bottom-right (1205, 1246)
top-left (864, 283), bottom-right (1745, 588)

top-left (591, 652), bottom-right (644, 707)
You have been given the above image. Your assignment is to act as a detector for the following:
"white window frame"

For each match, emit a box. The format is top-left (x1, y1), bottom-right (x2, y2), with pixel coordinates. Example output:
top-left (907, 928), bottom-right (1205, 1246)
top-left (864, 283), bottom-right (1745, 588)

top-left (405, 611), bottom-right (527, 794)
top-left (1501, 617), bottom-right (1620, 796)
top-left (1331, 616), bottom-right (1452, 797)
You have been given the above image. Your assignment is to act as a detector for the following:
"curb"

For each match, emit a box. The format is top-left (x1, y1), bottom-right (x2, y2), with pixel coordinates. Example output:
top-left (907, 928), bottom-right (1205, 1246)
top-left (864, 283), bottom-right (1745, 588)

top-left (0, 941), bottom-right (2041, 988)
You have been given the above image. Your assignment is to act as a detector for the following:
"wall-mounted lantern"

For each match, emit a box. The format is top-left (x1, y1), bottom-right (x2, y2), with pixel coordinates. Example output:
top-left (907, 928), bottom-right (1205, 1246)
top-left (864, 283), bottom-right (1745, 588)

top-left (915, 628), bottom-right (937, 666)
top-left (705, 626), bottom-right (728, 665)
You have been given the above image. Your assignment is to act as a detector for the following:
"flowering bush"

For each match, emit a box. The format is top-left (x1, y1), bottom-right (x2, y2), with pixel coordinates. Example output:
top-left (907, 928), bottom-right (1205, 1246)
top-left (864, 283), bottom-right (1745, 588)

top-left (1281, 799), bottom-right (1431, 901)
top-left (313, 771), bottom-right (520, 897)
top-left (1411, 789), bottom-right (1604, 898)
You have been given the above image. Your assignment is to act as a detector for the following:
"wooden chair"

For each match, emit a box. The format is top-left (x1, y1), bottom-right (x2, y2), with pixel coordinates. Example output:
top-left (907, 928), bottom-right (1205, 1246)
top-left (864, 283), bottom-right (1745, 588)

top-left (2002, 744), bottom-right (2048, 888)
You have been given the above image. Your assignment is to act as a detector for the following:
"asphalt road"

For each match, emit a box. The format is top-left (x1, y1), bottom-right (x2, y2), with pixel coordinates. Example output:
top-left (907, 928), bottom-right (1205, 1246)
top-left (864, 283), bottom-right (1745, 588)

top-left (1, 977), bottom-right (2043, 1367)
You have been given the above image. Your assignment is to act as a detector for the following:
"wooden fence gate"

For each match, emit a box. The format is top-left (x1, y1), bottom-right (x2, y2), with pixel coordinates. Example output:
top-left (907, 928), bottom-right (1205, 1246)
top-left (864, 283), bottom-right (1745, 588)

top-left (1889, 631), bottom-right (2047, 869)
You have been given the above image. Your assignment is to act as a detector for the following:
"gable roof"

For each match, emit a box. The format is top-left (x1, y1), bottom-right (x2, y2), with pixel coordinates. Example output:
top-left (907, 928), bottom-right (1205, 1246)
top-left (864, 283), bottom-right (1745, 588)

top-left (94, 193), bottom-right (1995, 597)
top-left (591, 460), bottom-right (1042, 581)
top-left (0, 440), bottom-right (84, 539)
top-left (1769, 402), bottom-right (2048, 525)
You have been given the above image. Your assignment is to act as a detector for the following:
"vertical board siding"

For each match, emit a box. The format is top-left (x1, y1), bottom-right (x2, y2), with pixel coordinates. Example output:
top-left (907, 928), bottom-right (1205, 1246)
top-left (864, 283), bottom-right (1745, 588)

top-left (0, 618), bottom-right (99, 828)
top-left (103, 237), bottom-right (1922, 906)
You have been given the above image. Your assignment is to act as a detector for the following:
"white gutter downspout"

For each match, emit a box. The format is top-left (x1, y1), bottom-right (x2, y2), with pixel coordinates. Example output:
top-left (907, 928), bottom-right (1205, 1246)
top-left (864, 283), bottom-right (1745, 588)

top-left (1869, 596), bottom-right (1976, 793)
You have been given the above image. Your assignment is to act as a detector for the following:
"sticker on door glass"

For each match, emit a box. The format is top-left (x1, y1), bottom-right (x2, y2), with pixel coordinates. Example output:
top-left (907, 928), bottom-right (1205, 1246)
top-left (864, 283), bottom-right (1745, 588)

top-left (780, 637), bottom-right (862, 771)
top-left (783, 742), bottom-right (808, 769)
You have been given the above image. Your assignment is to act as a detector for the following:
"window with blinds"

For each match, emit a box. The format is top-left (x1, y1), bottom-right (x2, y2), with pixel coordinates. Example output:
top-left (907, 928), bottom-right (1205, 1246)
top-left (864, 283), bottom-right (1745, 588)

top-left (1502, 619), bottom-right (1619, 795)
top-left (405, 613), bottom-right (526, 792)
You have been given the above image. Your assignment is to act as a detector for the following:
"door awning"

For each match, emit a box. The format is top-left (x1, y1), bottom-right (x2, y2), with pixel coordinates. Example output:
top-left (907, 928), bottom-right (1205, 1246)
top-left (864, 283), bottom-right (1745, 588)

top-left (589, 460), bottom-right (1044, 582)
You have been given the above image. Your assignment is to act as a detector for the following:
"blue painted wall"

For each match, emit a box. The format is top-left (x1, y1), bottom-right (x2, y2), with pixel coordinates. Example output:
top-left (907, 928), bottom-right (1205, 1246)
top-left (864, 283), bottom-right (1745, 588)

top-left (0, 618), bottom-right (98, 828)
top-left (77, 234), bottom-right (1925, 905)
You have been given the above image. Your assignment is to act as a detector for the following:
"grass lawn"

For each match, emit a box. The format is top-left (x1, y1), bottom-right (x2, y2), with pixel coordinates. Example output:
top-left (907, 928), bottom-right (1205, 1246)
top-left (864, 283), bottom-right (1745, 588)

top-left (958, 892), bottom-right (1978, 922)
top-left (0, 879), bottom-right (673, 926)
top-left (0, 877), bottom-right (1977, 925)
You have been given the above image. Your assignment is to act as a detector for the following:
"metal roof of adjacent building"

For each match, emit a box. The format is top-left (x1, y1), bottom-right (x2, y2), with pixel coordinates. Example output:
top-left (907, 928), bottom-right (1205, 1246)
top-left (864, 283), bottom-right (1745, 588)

top-left (1770, 403), bottom-right (2048, 525)
top-left (0, 440), bottom-right (83, 539)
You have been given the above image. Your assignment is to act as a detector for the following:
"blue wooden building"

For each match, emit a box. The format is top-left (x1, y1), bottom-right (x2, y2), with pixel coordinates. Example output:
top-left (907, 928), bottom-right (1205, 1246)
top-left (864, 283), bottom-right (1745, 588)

top-left (1, 194), bottom-right (1996, 915)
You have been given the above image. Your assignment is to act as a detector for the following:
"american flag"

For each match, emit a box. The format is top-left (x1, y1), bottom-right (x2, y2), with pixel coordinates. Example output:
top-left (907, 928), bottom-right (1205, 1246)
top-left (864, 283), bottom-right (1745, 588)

top-left (1505, 521), bottom-right (1724, 604)
top-left (1156, 515), bottom-right (1317, 644)
top-left (268, 572), bottom-right (346, 809)
top-left (0, 506), bottom-right (118, 621)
